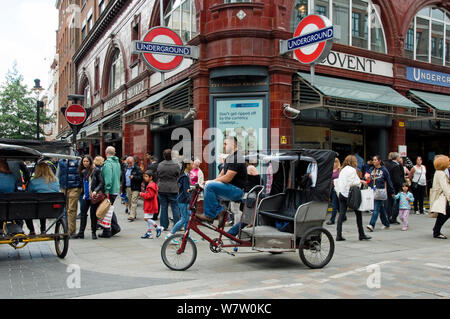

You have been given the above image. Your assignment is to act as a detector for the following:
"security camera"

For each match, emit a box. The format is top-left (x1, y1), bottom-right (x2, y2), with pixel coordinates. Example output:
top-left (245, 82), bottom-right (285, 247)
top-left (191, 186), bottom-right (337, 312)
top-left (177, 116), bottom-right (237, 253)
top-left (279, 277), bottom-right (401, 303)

top-left (283, 104), bottom-right (301, 119)
top-left (184, 108), bottom-right (197, 119)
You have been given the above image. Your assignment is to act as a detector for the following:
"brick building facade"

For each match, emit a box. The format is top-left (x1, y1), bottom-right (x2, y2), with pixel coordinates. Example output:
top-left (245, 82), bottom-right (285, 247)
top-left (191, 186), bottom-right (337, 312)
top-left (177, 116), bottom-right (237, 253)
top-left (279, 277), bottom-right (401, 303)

top-left (56, 0), bottom-right (450, 177)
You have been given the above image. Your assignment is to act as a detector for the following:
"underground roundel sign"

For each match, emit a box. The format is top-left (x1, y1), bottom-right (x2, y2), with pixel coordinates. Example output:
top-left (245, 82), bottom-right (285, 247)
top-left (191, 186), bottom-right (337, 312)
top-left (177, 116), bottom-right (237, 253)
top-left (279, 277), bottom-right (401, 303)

top-left (65, 104), bottom-right (87, 126)
top-left (139, 27), bottom-right (185, 72)
top-left (289, 15), bottom-right (334, 64)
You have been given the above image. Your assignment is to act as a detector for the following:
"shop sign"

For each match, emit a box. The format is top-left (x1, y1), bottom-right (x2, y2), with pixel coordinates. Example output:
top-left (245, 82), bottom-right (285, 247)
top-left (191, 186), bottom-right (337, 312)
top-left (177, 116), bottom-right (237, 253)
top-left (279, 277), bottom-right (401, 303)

top-left (319, 51), bottom-right (393, 77)
top-left (104, 93), bottom-right (123, 111)
top-left (398, 145), bottom-right (407, 157)
top-left (127, 81), bottom-right (145, 100)
top-left (406, 67), bottom-right (450, 88)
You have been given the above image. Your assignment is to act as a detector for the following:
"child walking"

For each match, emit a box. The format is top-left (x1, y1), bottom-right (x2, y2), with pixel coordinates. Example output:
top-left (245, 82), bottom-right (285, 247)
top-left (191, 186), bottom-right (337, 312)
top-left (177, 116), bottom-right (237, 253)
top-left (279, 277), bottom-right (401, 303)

top-left (165, 160), bottom-right (195, 244)
top-left (140, 170), bottom-right (163, 239)
top-left (394, 183), bottom-right (414, 231)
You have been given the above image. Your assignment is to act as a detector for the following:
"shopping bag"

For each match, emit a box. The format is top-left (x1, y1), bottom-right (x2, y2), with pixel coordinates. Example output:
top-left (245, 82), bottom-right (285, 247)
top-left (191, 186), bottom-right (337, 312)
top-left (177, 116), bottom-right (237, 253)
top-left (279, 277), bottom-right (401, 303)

top-left (358, 188), bottom-right (375, 211)
top-left (97, 206), bottom-right (114, 229)
top-left (96, 198), bottom-right (111, 219)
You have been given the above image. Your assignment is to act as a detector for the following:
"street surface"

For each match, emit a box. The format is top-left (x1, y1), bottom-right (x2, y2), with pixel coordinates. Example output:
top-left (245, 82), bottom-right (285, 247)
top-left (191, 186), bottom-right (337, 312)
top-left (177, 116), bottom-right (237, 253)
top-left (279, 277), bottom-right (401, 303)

top-left (0, 200), bottom-right (449, 299)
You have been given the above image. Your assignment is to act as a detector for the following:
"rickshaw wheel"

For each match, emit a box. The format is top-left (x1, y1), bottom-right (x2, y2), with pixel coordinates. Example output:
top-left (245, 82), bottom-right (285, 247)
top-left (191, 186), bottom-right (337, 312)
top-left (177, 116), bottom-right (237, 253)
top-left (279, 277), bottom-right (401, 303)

top-left (161, 234), bottom-right (197, 271)
top-left (299, 227), bottom-right (334, 269)
top-left (54, 219), bottom-right (69, 259)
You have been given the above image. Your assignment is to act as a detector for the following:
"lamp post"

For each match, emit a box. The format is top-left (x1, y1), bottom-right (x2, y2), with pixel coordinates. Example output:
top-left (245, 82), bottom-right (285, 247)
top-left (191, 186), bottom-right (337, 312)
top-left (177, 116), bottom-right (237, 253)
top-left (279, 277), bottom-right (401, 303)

top-left (32, 79), bottom-right (44, 140)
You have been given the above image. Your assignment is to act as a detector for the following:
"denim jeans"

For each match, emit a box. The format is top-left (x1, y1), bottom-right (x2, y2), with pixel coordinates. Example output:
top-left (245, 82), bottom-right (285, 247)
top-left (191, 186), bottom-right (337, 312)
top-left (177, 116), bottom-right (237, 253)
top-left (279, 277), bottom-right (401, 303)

top-left (369, 199), bottom-right (390, 228)
top-left (159, 192), bottom-right (180, 230)
top-left (172, 203), bottom-right (190, 234)
top-left (329, 189), bottom-right (339, 223)
top-left (204, 182), bottom-right (244, 219)
top-left (228, 222), bottom-right (248, 237)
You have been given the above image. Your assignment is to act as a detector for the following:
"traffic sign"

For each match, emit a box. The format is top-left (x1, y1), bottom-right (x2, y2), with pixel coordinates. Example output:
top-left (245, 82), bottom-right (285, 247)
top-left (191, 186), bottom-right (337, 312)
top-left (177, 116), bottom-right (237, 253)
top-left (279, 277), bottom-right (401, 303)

top-left (132, 27), bottom-right (199, 73)
top-left (280, 15), bottom-right (333, 64)
top-left (65, 104), bottom-right (87, 126)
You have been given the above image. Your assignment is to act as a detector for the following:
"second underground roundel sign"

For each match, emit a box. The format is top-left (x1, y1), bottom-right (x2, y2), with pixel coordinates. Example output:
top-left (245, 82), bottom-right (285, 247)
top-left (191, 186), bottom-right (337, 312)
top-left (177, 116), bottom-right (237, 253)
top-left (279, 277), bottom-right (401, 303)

top-left (292, 15), bottom-right (333, 64)
top-left (140, 27), bottom-right (184, 72)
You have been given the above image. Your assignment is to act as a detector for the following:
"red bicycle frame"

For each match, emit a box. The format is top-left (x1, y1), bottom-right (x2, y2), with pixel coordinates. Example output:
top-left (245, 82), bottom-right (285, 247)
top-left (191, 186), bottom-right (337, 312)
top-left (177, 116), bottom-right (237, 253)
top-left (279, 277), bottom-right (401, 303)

top-left (176, 185), bottom-right (252, 254)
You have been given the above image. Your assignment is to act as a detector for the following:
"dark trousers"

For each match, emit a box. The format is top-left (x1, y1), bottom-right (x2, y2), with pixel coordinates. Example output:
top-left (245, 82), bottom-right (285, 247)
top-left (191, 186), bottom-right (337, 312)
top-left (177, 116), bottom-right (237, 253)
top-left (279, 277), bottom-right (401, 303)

top-left (413, 185), bottom-right (426, 214)
top-left (433, 205), bottom-right (450, 237)
top-left (79, 199), bottom-right (99, 234)
top-left (100, 195), bottom-right (121, 237)
top-left (386, 195), bottom-right (399, 222)
top-left (337, 194), bottom-right (365, 238)
top-left (25, 219), bottom-right (46, 234)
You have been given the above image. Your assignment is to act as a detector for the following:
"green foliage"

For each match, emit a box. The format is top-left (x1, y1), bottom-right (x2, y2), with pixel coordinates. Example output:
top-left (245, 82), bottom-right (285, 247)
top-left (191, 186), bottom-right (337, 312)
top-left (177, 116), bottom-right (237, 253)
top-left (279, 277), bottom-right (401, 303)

top-left (0, 64), bottom-right (53, 140)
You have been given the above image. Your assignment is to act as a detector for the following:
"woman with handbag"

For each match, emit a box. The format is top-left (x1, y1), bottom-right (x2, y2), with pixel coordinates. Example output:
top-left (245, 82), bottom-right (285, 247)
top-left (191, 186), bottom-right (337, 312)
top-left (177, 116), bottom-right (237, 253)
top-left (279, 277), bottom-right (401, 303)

top-left (334, 155), bottom-right (371, 241)
top-left (430, 155), bottom-right (450, 239)
top-left (366, 155), bottom-right (395, 232)
top-left (408, 156), bottom-right (427, 215)
top-left (75, 155), bottom-right (105, 239)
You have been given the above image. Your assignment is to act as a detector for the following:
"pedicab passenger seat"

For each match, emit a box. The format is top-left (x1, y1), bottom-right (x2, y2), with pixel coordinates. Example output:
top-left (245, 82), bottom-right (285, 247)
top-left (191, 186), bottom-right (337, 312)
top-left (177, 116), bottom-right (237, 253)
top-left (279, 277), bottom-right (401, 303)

top-left (0, 192), bottom-right (65, 221)
top-left (258, 189), bottom-right (306, 223)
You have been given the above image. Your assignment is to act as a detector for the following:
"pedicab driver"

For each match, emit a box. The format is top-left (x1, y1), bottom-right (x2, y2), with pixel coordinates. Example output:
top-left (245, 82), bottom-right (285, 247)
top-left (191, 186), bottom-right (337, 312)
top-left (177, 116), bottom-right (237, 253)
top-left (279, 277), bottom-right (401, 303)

top-left (196, 136), bottom-right (248, 228)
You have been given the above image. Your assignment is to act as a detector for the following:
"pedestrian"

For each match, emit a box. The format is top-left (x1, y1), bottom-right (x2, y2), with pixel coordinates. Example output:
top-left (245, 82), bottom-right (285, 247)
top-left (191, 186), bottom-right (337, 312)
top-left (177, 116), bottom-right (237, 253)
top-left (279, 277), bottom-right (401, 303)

top-left (366, 155), bottom-right (394, 232)
top-left (409, 156), bottom-right (427, 215)
top-left (120, 155), bottom-right (129, 205)
top-left (100, 146), bottom-right (122, 238)
top-left (75, 155), bottom-right (104, 240)
top-left (326, 157), bottom-right (341, 225)
top-left (165, 160), bottom-right (195, 243)
top-left (334, 155), bottom-right (371, 241)
top-left (26, 162), bottom-right (60, 235)
top-left (190, 159), bottom-right (205, 188)
top-left (147, 156), bottom-right (160, 221)
top-left (384, 152), bottom-right (405, 224)
top-left (394, 183), bottom-right (414, 231)
top-left (156, 149), bottom-right (181, 231)
top-left (140, 170), bottom-right (163, 239)
top-left (58, 157), bottom-right (82, 236)
top-left (122, 156), bottom-right (143, 222)
top-left (0, 159), bottom-right (17, 193)
top-left (7, 160), bottom-right (30, 192)
top-left (430, 155), bottom-right (450, 239)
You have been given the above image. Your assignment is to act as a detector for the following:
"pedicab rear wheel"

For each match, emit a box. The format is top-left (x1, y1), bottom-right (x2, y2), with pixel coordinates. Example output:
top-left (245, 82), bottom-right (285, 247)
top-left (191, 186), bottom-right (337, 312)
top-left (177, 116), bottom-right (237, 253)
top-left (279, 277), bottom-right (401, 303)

top-left (161, 234), bottom-right (197, 271)
top-left (54, 218), bottom-right (69, 259)
top-left (299, 227), bottom-right (334, 269)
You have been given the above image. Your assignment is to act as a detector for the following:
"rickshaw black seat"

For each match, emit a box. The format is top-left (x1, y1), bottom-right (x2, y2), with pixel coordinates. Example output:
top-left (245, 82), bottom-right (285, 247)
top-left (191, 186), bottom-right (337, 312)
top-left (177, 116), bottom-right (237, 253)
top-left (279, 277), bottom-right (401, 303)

top-left (258, 189), bottom-right (306, 222)
top-left (0, 192), bottom-right (65, 220)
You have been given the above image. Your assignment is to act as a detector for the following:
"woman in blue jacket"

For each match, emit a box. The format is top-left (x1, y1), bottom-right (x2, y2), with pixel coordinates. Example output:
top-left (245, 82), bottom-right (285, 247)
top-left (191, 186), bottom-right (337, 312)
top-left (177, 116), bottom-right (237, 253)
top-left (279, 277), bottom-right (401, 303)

top-left (366, 155), bottom-right (394, 232)
top-left (0, 159), bottom-right (17, 193)
top-left (26, 162), bottom-right (60, 235)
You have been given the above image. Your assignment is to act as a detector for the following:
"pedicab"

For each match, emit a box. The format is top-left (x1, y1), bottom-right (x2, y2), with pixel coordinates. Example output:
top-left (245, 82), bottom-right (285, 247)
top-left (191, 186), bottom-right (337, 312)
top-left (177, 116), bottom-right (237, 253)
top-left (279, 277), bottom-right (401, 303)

top-left (161, 149), bottom-right (337, 271)
top-left (0, 142), bottom-right (80, 258)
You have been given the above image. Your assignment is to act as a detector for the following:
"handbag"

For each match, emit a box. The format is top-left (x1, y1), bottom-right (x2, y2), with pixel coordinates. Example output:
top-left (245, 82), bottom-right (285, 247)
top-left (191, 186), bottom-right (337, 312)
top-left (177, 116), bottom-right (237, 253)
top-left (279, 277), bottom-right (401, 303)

top-left (90, 191), bottom-right (106, 205)
top-left (96, 198), bottom-right (111, 219)
top-left (372, 168), bottom-right (388, 201)
top-left (348, 185), bottom-right (362, 210)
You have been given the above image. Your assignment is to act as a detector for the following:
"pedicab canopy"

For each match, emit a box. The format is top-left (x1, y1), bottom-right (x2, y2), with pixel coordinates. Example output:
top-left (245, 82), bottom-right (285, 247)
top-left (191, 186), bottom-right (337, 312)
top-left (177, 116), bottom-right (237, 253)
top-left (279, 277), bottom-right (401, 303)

top-left (0, 139), bottom-right (73, 156)
top-left (252, 149), bottom-right (337, 203)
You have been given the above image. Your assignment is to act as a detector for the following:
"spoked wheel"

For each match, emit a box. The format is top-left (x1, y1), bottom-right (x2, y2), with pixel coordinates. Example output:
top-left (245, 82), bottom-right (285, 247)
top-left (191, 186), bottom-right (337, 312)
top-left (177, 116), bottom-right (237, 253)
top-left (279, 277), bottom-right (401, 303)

top-left (161, 234), bottom-right (197, 271)
top-left (54, 219), bottom-right (69, 259)
top-left (299, 227), bottom-right (334, 269)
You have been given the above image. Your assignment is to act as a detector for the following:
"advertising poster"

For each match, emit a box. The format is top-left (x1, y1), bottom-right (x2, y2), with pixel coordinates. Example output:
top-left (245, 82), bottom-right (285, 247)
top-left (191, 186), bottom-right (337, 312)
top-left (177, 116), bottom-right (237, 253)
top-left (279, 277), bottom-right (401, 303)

top-left (214, 98), bottom-right (265, 174)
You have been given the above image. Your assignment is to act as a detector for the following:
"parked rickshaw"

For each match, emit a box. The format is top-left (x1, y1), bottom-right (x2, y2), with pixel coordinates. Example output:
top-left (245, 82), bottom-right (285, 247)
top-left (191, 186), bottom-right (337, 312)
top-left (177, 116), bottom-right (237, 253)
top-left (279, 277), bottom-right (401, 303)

top-left (0, 142), bottom-right (80, 258)
top-left (161, 149), bottom-right (337, 271)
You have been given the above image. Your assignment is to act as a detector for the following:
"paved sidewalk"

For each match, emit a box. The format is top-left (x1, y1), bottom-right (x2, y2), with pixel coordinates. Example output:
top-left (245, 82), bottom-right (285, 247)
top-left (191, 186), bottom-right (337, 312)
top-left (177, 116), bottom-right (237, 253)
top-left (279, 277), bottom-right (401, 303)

top-left (0, 198), bottom-right (448, 299)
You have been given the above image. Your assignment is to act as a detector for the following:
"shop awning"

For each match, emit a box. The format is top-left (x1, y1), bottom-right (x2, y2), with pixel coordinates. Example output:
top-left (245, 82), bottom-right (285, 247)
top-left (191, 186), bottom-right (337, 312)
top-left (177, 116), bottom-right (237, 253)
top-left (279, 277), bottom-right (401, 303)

top-left (77, 111), bottom-right (120, 140)
top-left (123, 79), bottom-right (192, 125)
top-left (408, 90), bottom-right (450, 121)
top-left (294, 72), bottom-right (422, 119)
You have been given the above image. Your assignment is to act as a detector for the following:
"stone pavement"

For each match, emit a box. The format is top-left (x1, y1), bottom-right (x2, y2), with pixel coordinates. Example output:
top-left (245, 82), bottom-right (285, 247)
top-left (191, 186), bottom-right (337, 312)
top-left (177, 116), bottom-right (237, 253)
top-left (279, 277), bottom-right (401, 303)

top-left (0, 198), bottom-right (448, 299)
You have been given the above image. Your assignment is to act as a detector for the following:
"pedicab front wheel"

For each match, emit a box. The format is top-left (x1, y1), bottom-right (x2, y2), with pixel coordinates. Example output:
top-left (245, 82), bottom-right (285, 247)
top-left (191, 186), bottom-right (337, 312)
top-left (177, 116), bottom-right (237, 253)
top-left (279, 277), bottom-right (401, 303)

top-left (161, 234), bottom-right (197, 271)
top-left (299, 227), bottom-right (334, 269)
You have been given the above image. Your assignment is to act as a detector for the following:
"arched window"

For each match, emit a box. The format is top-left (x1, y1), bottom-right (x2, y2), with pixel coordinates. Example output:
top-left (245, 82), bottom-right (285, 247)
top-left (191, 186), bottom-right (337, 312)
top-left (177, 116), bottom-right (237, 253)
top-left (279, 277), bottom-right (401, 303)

top-left (404, 6), bottom-right (450, 66)
top-left (163, 0), bottom-right (198, 43)
top-left (108, 49), bottom-right (125, 94)
top-left (290, 0), bottom-right (387, 53)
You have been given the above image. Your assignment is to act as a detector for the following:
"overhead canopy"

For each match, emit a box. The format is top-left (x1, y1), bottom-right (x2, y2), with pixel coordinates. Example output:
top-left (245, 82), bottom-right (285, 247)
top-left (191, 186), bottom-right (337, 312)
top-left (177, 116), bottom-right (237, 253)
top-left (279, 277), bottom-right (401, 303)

top-left (294, 72), bottom-right (421, 119)
top-left (123, 79), bottom-right (192, 125)
top-left (77, 111), bottom-right (120, 140)
top-left (408, 90), bottom-right (450, 121)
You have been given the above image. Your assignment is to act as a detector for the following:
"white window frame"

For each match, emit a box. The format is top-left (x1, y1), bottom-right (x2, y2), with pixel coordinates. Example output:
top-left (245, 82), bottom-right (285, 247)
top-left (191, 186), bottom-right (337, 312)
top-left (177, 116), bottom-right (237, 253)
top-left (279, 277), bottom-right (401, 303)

top-left (163, 0), bottom-right (197, 42)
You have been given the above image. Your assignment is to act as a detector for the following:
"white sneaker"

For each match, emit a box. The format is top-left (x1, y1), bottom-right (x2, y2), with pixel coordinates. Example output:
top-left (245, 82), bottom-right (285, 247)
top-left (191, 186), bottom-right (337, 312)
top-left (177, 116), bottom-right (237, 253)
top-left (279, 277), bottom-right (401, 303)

top-left (381, 225), bottom-right (389, 230)
top-left (415, 211), bottom-right (420, 215)
top-left (366, 225), bottom-right (374, 232)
